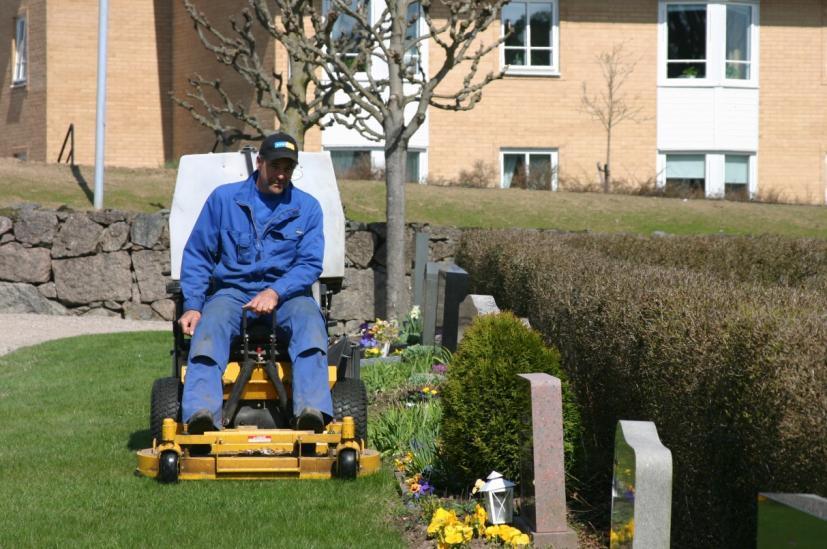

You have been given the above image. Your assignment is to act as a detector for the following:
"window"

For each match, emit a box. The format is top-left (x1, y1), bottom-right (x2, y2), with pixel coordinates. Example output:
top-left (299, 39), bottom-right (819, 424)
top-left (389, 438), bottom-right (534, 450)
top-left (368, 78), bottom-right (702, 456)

top-left (403, 2), bottom-right (421, 75)
top-left (406, 151), bottom-right (420, 183)
top-left (323, 0), bottom-right (371, 72)
top-left (667, 4), bottom-right (707, 79)
top-left (665, 154), bottom-right (705, 194)
top-left (330, 149), bottom-right (372, 179)
top-left (13, 15), bottom-right (27, 85)
top-left (662, 2), bottom-right (758, 84)
top-left (501, 1), bottom-right (558, 74)
top-left (725, 4), bottom-right (752, 80)
top-left (501, 150), bottom-right (558, 190)
top-left (724, 154), bottom-right (749, 199)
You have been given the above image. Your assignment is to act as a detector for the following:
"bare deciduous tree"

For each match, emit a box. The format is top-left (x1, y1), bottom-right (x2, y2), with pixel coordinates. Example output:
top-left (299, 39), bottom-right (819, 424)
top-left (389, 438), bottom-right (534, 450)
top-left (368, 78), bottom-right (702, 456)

top-left (303, 0), bottom-right (511, 318)
top-left (173, 0), bottom-right (355, 149)
top-left (580, 44), bottom-right (644, 192)
top-left (175, 0), bottom-right (511, 320)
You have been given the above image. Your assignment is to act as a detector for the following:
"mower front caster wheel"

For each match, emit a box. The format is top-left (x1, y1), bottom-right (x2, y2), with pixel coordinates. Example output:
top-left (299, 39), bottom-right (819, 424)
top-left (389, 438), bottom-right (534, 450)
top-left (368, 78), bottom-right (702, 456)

top-left (158, 451), bottom-right (179, 483)
top-left (337, 449), bottom-right (358, 480)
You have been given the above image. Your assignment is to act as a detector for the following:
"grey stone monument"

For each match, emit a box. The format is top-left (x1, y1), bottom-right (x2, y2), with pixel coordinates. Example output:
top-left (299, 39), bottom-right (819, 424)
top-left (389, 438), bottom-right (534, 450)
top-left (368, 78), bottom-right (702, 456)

top-left (610, 420), bottom-right (673, 549)
top-left (457, 294), bottom-right (500, 344)
top-left (516, 373), bottom-right (578, 549)
top-left (412, 231), bottom-right (429, 309)
top-left (757, 493), bottom-right (827, 548)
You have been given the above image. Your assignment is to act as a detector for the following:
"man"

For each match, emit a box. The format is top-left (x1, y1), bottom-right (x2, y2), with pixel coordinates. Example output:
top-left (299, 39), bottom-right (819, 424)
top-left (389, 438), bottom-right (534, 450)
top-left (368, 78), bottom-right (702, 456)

top-left (178, 131), bottom-right (331, 435)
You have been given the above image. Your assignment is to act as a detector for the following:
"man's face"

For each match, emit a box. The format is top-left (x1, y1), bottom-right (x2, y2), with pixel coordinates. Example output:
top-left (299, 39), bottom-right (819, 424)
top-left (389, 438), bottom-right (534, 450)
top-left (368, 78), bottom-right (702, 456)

top-left (256, 156), bottom-right (296, 195)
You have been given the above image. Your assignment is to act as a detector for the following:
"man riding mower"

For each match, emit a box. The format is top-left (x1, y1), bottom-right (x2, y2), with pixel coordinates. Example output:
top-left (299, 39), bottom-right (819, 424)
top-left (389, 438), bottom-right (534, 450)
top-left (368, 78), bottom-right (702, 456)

top-left (135, 134), bottom-right (378, 482)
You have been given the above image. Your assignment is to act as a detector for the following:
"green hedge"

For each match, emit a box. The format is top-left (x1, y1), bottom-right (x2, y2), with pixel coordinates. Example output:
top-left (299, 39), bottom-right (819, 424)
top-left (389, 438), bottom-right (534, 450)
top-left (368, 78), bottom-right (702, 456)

top-left (440, 312), bottom-right (580, 488)
top-left (456, 230), bottom-right (827, 548)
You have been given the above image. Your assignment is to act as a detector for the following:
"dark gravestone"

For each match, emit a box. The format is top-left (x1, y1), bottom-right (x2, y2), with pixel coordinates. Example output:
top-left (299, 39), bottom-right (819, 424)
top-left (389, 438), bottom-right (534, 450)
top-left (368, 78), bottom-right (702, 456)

top-left (438, 264), bottom-right (468, 352)
top-left (412, 231), bottom-right (429, 309)
top-left (516, 373), bottom-right (577, 548)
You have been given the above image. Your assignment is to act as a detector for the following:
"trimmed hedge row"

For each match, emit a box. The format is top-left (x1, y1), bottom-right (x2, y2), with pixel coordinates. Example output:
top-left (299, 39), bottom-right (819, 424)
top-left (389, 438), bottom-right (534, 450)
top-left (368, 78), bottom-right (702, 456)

top-left (456, 230), bottom-right (827, 549)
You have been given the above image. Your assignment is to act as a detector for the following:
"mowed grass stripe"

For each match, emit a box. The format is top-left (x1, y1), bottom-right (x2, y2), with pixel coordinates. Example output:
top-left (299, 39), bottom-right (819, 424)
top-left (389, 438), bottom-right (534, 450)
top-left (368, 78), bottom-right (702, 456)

top-left (0, 332), bottom-right (404, 548)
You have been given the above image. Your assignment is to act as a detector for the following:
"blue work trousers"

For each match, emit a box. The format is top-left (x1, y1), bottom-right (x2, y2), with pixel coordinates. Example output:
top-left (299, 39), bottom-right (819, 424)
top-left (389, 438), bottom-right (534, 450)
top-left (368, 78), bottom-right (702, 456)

top-left (181, 288), bottom-right (332, 426)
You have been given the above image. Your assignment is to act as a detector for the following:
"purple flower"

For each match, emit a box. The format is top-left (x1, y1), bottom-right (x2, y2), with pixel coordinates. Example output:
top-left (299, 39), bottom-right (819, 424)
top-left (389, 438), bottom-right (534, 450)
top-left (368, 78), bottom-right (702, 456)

top-left (414, 481), bottom-right (434, 499)
top-left (432, 363), bottom-right (447, 375)
top-left (360, 334), bottom-right (377, 348)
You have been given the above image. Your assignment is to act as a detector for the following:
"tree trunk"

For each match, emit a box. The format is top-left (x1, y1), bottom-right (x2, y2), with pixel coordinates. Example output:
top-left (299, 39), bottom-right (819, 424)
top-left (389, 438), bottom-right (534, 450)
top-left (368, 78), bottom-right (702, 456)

top-left (604, 125), bottom-right (612, 193)
top-left (383, 126), bottom-right (407, 321)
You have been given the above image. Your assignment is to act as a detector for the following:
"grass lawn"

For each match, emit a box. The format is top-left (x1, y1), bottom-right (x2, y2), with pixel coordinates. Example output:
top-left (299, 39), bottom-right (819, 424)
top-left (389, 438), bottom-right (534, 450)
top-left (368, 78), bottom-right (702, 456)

top-left (0, 158), bottom-right (825, 238)
top-left (0, 332), bottom-right (405, 548)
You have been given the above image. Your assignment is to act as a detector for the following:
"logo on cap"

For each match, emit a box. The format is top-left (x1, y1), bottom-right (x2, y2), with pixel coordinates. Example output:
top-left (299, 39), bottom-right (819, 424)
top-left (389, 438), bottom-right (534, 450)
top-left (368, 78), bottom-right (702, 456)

top-left (274, 141), bottom-right (296, 151)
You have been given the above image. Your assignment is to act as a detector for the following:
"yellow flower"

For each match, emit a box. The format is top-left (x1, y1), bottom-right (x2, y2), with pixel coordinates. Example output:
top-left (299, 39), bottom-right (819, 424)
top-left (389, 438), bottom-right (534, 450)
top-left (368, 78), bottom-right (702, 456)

top-left (498, 525), bottom-right (521, 543)
top-left (471, 478), bottom-right (485, 495)
top-left (427, 507), bottom-right (459, 536)
top-left (409, 483), bottom-right (421, 493)
top-left (443, 524), bottom-right (465, 545)
top-left (510, 533), bottom-right (531, 546)
top-left (485, 525), bottom-right (499, 540)
top-left (610, 529), bottom-right (619, 545)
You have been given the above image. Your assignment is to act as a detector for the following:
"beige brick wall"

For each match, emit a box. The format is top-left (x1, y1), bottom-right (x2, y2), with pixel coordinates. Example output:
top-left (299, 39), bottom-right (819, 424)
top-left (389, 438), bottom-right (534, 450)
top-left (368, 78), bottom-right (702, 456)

top-left (44, 0), bottom-right (171, 168)
top-left (758, 0), bottom-right (827, 204)
top-left (0, 0), bottom-right (47, 162)
top-left (427, 0), bottom-right (659, 190)
top-left (171, 0), bottom-right (278, 160)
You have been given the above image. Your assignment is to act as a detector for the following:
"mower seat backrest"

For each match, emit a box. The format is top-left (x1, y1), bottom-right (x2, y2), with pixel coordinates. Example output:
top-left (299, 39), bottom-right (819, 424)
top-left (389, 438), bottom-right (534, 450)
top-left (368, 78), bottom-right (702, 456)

top-left (168, 150), bottom-right (345, 290)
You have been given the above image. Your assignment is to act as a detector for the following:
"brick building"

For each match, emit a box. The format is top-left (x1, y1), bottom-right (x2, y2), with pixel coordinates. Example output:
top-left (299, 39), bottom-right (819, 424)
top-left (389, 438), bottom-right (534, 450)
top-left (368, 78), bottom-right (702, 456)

top-left (1, 1), bottom-right (825, 204)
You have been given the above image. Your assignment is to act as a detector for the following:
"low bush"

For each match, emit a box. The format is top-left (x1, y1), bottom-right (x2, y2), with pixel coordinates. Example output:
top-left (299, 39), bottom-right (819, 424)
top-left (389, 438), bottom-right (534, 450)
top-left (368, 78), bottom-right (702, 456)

top-left (440, 312), bottom-right (581, 487)
top-left (456, 230), bottom-right (827, 548)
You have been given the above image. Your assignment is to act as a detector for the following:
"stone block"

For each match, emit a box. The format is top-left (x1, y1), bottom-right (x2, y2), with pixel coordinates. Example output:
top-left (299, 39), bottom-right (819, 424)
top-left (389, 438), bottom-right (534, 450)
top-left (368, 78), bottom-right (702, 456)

top-left (132, 250), bottom-right (170, 302)
top-left (0, 243), bottom-right (52, 283)
top-left (0, 282), bottom-right (67, 314)
top-left (131, 212), bottom-right (167, 249)
top-left (346, 230), bottom-right (375, 268)
top-left (0, 216), bottom-right (12, 235)
top-left (151, 298), bottom-right (176, 321)
top-left (51, 215), bottom-right (105, 258)
top-left (53, 252), bottom-right (133, 305)
top-left (0, 234), bottom-right (13, 245)
top-left (14, 209), bottom-right (58, 246)
top-left (516, 373), bottom-right (578, 549)
top-left (82, 307), bottom-right (121, 318)
top-left (123, 301), bottom-right (156, 321)
top-left (37, 282), bottom-right (57, 299)
top-left (100, 222), bottom-right (130, 251)
top-left (88, 209), bottom-right (127, 225)
top-left (330, 268), bottom-right (376, 322)
top-left (610, 421), bottom-right (673, 549)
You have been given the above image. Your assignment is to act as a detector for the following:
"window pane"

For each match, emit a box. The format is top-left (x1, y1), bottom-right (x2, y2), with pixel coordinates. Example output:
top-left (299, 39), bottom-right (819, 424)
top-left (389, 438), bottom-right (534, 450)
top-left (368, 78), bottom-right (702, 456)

top-left (329, 0), bottom-right (371, 61)
top-left (505, 48), bottom-right (526, 66)
top-left (666, 154), bottom-right (705, 178)
top-left (528, 154), bottom-right (552, 190)
top-left (667, 61), bottom-right (705, 79)
top-left (529, 4), bottom-right (552, 48)
top-left (503, 3), bottom-right (527, 48)
top-left (530, 50), bottom-right (551, 66)
top-left (725, 155), bottom-right (749, 184)
top-left (502, 154), bottom-right (526, 188)
top-left (667, 5), bottom-right (706, 61)
top-left (406, 152), bottom-right (420, 183)
top-left (726, 5), bottom-right (751, 62)
top-left (330, 150), bottom-right (371, 179)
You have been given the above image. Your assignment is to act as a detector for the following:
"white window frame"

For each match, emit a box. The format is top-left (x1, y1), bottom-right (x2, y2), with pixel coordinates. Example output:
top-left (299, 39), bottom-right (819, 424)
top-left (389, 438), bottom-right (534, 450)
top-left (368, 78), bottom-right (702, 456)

top-left (500, 149), bottom-right (559, 191)
top-left (322, 0), bottom-right (373, 74)
top-left (658, 1), bottom-right (759, 88)
top-left (500, 0), bottom-right (560, 77)
top-left (12, 14), bottom-right (27, 86)
top-left (657, 151), bottom-right (757, 199)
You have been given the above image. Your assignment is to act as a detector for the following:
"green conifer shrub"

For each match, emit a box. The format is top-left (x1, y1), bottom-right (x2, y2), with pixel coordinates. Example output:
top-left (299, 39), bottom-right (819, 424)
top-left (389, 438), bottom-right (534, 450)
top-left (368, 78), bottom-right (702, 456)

top-left (440, 312), bottom-right (581, 486)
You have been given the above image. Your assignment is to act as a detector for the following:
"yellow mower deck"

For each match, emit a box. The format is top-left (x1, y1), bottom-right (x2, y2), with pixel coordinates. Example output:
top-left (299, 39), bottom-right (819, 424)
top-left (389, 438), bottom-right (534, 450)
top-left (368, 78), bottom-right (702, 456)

top-left (136, 417), bottom-right (380, 480)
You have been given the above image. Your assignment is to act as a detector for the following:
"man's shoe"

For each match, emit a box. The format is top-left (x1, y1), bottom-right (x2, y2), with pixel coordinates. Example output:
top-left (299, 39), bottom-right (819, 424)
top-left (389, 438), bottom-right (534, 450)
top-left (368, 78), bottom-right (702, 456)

top-left (187, 409), bottom-right (219, 435)
top-left (294, 407), bottom-right (325, 434)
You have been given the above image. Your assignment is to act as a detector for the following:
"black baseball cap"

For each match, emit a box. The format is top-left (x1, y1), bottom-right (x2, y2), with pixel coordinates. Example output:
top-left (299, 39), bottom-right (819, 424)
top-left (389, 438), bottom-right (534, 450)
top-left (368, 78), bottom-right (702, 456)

top-left (259, 132), bottom-right (299, 164)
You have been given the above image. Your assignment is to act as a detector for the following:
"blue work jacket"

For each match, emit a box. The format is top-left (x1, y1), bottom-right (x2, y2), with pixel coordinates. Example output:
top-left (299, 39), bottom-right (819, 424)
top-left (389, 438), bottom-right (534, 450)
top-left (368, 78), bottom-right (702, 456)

top-left (181, 172), bottom-right (325, 313)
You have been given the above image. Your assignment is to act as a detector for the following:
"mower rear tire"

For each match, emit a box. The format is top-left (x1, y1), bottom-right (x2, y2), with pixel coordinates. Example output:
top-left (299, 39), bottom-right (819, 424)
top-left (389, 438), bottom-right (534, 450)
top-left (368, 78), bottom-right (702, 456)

top-left (150, 376), bottom-right (181, 442)
top-left (158, 451), bottom-right (179, 483)
top-left (337, 448), bottom-right (358, 479)
top-left (331, 378), bottom-right (368, 443)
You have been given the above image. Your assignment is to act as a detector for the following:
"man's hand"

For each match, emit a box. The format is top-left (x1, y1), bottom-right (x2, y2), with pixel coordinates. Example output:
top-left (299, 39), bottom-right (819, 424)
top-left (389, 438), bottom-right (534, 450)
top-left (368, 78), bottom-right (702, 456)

top-left (179, 310), bottom-right (202, 336)
top-left (243, 288), bottom-right (279, 315)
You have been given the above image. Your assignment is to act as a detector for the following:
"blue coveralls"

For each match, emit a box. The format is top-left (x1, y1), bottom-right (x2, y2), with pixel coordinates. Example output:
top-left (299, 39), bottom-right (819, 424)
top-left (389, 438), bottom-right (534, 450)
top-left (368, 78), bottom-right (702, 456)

top-left (179, 172), bottom-right (332, 426)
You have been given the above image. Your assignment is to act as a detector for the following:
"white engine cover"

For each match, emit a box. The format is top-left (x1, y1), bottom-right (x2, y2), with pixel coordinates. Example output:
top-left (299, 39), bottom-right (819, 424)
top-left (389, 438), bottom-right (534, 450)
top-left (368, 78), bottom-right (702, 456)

top-left (169, 151), bottom-right (345, 283)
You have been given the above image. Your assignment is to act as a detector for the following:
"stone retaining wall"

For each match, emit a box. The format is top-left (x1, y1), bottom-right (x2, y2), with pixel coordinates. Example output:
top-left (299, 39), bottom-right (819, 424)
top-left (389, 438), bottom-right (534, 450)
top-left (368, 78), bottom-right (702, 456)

top-left (0, 206), bottom-right (461, 333)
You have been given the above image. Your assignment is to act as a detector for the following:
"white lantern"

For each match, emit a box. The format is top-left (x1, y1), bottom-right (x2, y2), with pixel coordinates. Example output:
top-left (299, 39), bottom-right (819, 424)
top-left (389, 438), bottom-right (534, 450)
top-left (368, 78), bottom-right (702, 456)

top-left (479, 470), bottom-right (516, 525)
